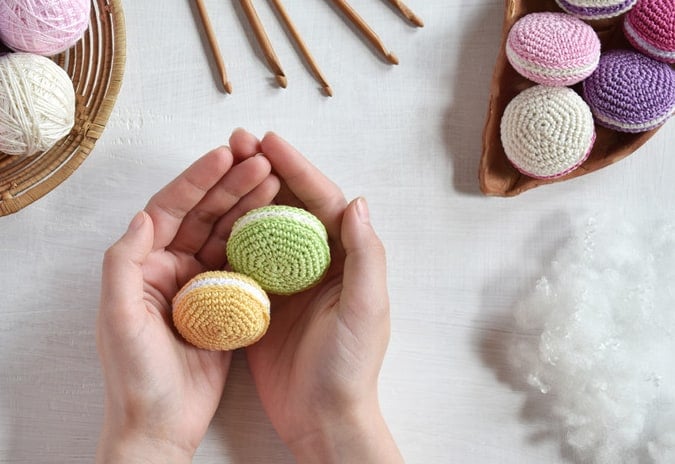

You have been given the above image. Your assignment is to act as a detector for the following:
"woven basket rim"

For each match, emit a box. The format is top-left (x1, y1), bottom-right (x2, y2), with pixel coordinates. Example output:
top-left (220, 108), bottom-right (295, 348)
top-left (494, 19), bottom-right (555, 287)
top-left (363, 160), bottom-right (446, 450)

top-left (0, 0), bottom-right (127, 216)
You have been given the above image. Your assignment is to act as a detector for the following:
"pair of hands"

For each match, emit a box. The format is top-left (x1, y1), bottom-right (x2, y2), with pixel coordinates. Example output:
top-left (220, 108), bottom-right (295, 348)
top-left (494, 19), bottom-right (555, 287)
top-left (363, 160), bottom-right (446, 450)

top-left (96, 129), bottom-right (402, 463)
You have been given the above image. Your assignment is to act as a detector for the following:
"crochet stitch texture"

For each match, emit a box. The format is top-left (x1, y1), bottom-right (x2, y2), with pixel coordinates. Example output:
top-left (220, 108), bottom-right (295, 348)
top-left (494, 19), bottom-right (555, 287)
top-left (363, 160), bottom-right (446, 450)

top-left (172, 271), bottom-right (270, 351)
top-left (227, 205), bottom-right (331, 295)
top-left (624, 0), bottom-right (675, 64)
top-left (582, 50), bottom-right (675, 132)
top-left (554, 0), bottom-right (638, 20)
top-left (506, 12), bottom-right (600, 86)
top-left (501, 85), bottom-right (595, 179)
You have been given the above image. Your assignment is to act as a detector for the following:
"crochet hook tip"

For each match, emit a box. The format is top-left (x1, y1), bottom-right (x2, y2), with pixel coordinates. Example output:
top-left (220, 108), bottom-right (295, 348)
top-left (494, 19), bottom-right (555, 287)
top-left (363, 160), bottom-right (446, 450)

top-left (387, 52), bottom-right (399, 65)
top-left (275, 74), bottom-right (288, 88)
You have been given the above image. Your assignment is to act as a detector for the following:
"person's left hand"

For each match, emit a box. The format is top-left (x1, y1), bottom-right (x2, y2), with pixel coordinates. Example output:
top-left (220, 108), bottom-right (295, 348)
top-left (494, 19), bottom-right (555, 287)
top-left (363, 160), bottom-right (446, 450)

top-left (96, 130), bottom-right (280, 463)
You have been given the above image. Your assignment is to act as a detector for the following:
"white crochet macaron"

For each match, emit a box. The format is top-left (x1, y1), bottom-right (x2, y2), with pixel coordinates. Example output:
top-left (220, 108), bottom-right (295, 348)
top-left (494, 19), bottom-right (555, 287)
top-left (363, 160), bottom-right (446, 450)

top-left (501, 85), bottom-right (596, 179)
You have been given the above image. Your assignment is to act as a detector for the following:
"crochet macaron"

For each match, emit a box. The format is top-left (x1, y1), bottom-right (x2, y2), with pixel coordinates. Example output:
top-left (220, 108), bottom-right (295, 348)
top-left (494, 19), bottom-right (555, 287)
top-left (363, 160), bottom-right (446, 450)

top-left (172, 271), bottom-right (271, 351)
top-left (583, 50), bottom-right (675, 132)
top-left (624, 0), bottom-right (675, 64)
top-left (226, 205), bottom-right (331, 295)
top-left (501, 85), bottom-right (596, 179)
top-left (555, 0), bottom-right (638, 20)
top-left (506, 12), bottom-right (601, 86)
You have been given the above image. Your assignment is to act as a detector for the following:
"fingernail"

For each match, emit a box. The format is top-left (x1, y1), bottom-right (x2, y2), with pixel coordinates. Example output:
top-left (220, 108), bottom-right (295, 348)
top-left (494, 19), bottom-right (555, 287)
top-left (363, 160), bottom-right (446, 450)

top-left (128, 211), bottom-right (146, 232)
top-left (355, 197), bottom-right (370, 224)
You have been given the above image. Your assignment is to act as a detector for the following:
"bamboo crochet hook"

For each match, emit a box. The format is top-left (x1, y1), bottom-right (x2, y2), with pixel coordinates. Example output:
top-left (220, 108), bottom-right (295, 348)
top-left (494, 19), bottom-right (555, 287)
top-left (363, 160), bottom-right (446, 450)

top-left (240, 0), bottom-right (287, 88)
top-left (270, 0), bottom-right (333, 96)
top-left (387, 0), bottom-right (424, 27)
top-left (331, 0), bottom-right (398, 64)
top-left (194, 0), bottom-right (232, 93)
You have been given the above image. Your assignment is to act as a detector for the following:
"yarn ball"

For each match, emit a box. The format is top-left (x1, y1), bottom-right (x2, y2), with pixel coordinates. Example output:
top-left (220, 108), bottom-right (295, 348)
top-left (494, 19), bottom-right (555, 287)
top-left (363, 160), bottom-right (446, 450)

top-left (554, 0), bottom-right (638, 20)
top-left (510, 211), bottom-right (675, 463)
top-left (506, 12), bottom-right (601, 86)
top-left (0, 0), bottom-right (91, 56)
top-left (172, 271), bottom-right (271, 351)
top-left (583, 49), bottom-right (675, 133)
top-left (0, 52), bottom-right (75, 157)
top-left (500, 85), bottom-right (596, 179)
top-left (226, 205), bottom-right (331, 295)
top-left (624, 0), bottom-right (675, 64)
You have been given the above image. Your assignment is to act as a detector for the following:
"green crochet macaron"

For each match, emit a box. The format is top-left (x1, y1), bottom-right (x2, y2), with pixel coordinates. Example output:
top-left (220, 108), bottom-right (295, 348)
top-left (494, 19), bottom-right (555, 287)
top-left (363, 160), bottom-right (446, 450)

top-left (226, 205), bottom-right (331, 295)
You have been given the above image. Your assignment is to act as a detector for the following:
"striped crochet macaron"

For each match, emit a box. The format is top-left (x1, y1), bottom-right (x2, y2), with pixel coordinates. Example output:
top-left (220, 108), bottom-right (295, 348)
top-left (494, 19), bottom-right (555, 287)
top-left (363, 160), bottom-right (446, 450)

top-left (506, 12), bottom-right (601, 86)
top-left (172, 271), bottom-right (271, 351)
top-left (583, 49), bottom-right (675, 132)
top-left (555, 0), bottom-right (638, 20)
top-left (226, 205), bottom-right (331, 295)
top-left (624, 0), bottom-right (675, 64)
top-left (501, 85), bottom-right (596, 179)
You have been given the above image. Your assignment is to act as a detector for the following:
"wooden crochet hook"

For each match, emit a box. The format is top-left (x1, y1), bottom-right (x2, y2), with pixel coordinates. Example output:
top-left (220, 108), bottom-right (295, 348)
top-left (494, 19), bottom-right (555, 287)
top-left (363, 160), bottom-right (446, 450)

top-left (331, 0), bottom-right (399, 64)
top-left (194, 0), bottom-right (232, 93)
top-left (387, 0), bottom-right (424, 27)
top-left (270, 0), bottom-right (333, 96)
top-left (240, 0), bottom-right (287, 88)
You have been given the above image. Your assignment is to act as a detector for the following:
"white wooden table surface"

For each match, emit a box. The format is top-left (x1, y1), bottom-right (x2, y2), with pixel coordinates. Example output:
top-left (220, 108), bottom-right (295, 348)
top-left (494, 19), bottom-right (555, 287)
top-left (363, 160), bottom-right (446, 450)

top-left (1, 1), bottom-right (674, 462)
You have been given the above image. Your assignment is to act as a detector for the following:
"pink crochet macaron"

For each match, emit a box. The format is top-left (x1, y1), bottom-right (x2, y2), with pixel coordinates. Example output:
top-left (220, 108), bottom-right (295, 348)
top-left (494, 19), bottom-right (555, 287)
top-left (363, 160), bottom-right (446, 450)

top-left (623, 0), bottom-right (675, 64)
top-left (506, 12), bottom-right (601, 86)
top-left (501, 85), bottom-right (596, 179)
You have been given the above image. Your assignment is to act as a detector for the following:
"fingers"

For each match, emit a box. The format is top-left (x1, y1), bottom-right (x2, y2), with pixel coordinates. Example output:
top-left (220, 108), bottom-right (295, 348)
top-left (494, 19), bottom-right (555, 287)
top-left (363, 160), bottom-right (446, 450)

top-left (230, 127), bottom-right (262, 161)
top-left (100, 211), bottom-right (154, 325)
top-left (260, 132), bottom-right (347, 241)
top-left (145, 147), bottom-right (234, 250)
top-left (196, 174), bottom-right (281, 269)
top-left (168, 155), bottom-right (273, 255)
top-left (340, 198), bottom-right (390, 333)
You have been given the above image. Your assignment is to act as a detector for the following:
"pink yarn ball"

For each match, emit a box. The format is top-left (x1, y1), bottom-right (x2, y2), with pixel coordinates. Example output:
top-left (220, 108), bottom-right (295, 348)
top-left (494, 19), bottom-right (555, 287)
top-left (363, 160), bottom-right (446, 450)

top-left (0, 0), bottom-right (91, 56)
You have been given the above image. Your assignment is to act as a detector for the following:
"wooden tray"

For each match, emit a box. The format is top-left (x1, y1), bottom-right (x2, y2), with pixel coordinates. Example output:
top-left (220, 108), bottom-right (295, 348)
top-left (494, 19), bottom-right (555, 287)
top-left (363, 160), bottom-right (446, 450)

top-left (479, 0), bottom-right (663, 196)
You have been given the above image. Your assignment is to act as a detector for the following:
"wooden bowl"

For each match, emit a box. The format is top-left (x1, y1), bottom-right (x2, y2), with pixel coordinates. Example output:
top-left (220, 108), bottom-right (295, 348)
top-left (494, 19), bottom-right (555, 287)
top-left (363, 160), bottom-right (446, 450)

top-left (0, 0), bottom-right (126, 216)
top-left (479, 0), bottom-right (664, 196)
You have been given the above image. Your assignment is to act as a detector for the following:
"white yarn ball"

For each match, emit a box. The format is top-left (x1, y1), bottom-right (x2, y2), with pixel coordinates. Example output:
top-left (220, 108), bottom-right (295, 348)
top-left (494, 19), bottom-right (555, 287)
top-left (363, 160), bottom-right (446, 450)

top-left (0, 52), bottom-right (76, 157)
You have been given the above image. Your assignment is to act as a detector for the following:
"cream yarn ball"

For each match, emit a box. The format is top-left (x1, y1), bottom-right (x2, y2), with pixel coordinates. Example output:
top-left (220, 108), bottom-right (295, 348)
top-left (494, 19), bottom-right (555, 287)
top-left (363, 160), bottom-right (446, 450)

top-left (0, 52), bottom-right (76, 156)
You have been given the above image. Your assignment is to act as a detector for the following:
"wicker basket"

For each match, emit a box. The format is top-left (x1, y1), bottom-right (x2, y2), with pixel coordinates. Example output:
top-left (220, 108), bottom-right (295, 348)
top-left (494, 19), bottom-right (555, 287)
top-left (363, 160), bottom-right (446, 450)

top-left (0, 0), bottom-right (126, 216)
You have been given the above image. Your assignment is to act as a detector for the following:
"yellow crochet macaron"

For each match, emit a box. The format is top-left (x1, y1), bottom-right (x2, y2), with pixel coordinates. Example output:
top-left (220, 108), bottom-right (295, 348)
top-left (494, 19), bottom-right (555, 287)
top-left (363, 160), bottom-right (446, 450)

top-left (172, 271), bottom-right (270, 351)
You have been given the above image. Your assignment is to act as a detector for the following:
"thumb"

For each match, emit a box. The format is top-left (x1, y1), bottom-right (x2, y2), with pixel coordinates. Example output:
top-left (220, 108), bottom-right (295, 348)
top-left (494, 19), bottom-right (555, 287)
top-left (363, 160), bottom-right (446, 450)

top-left (340, 198), bottom-right (389, 326)
top-left (100, 211), bottom-right (154, 318)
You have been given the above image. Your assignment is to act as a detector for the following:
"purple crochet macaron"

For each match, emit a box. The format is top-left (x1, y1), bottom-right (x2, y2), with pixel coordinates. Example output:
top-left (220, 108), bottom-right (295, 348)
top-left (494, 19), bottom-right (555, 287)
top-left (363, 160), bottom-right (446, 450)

top-left (555, 0), bottom-right (638, 20)
top-left (624, 0), bottom-right (675, 64)
top-left (501, 85), bottom-right (596, 179)
top-left (506, 12), bottom-right (601, 86)
top-left (583, 50), bottom-right (675, 132)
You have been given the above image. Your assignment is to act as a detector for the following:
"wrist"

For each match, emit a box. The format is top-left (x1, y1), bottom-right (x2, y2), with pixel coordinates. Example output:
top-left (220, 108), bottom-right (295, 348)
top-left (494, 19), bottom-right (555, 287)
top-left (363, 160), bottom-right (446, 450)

top-left (289, 404), bottom-right (403, 464)
top-left (96, 425), bottom-right (194, 464)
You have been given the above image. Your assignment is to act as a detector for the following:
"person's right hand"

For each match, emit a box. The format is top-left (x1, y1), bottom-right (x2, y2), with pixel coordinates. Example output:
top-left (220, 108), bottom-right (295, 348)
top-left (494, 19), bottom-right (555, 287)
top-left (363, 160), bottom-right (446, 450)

top-left (96, 130), bottom-right (280, 463)
top-left (241, 131), bottom-right (403, 463)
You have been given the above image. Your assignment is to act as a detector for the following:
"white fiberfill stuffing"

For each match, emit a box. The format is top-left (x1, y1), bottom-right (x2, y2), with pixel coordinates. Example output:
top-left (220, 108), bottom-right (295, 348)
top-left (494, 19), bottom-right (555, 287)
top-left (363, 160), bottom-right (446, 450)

top-left (511, 213), bottom-right (675, 463)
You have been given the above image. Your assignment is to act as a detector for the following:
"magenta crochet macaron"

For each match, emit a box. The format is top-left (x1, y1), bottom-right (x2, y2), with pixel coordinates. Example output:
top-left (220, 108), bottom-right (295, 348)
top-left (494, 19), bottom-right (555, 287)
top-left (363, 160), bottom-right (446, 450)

top-left (583, 49), bottom-right (675, 132)
top-left (555, 0), bottom-right (638, 20)
top-left (624, 0), bottom-right (675, 64)
top-left (501, 85), bottom-right (596, 179)
top-left (506, 12), bottom-right (601, 86)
